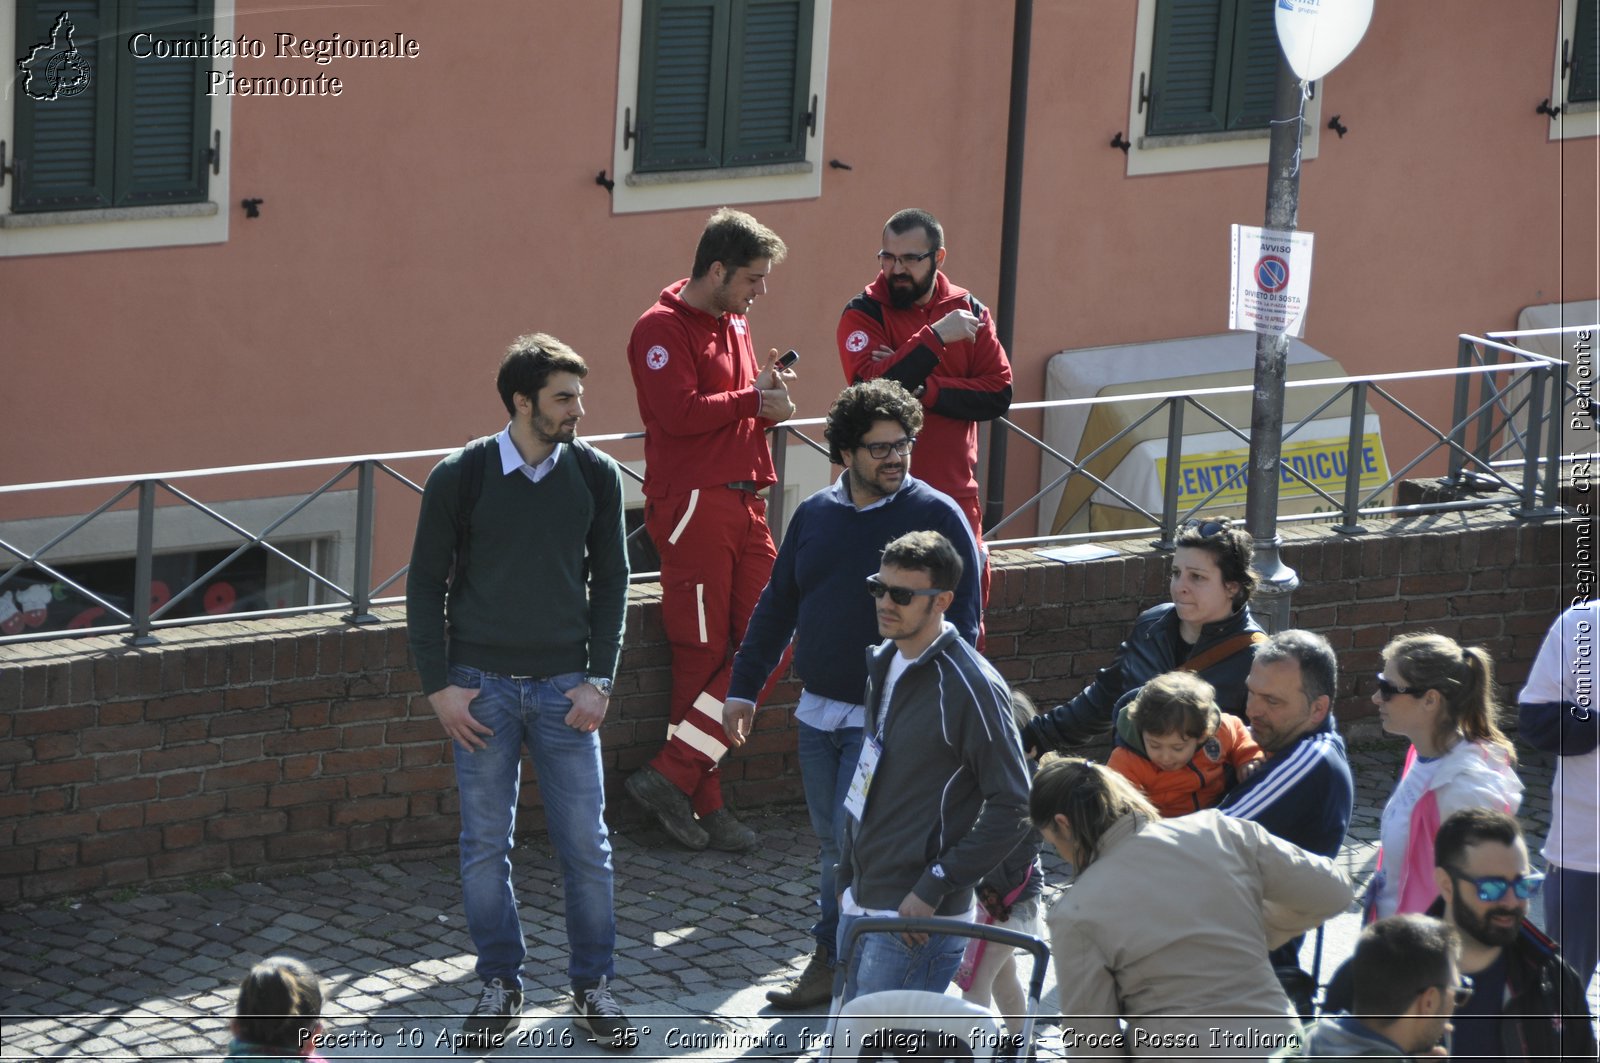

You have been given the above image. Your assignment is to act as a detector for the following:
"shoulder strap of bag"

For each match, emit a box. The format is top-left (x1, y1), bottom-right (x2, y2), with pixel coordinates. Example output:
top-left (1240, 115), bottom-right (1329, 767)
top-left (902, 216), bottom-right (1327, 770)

top-left (1180, 630), bottom-right (1267, 675)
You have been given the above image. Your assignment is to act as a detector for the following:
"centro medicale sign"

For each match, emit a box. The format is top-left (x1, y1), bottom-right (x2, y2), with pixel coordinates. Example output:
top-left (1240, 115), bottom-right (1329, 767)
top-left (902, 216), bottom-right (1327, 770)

top-left (1157, 434), bottom-right (1391, 508)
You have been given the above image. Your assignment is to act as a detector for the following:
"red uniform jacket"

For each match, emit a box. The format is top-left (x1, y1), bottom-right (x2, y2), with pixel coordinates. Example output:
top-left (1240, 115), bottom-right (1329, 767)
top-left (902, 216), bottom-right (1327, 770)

top-left (837, 273), bottom-right (1013, 501)
top-left (629, 280), bottom-right (776, 498)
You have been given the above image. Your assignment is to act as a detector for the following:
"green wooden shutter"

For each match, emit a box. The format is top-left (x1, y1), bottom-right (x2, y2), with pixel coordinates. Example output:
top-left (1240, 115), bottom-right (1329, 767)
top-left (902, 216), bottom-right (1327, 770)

top-left (722, 0), bottom-right (812, 166)
top-left (1570, 0), bottom-right (1599, 104)
top-left (116, 0), bottom-right (212, 206)
top-left (636, 0), bottom-right (729, 172)
top-left (1226, 0), bottom-right (1280, 131)
top-left (1148, 0), bottom-right (1231, 136)
top-left (13, 0), bottom-right (117, 212)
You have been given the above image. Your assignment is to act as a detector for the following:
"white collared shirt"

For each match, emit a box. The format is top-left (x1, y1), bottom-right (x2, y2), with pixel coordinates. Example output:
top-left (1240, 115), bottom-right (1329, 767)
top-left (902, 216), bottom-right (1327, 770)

top-left (497, 423), bottom-right (563, 483)
top-left (832, 470), bottom-right (898, 512)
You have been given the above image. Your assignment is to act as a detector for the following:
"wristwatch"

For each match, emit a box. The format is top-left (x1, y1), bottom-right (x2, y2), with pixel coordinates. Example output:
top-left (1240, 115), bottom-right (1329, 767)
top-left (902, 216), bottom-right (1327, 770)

top-left (584, 676), bottom-right (613, 697)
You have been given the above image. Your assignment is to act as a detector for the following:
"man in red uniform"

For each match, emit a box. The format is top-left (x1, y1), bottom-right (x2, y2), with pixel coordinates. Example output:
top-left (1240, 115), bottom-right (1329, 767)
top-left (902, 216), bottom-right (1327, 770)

top-left (625, 208), bottom-right (796, 853)
top-left (837, 208), bottom-right (1012, 606)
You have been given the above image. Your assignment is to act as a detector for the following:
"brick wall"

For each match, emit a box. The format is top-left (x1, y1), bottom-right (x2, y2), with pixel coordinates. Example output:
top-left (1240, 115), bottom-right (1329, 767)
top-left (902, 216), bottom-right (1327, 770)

top-left (0, 510), bottom-right (1581, 904)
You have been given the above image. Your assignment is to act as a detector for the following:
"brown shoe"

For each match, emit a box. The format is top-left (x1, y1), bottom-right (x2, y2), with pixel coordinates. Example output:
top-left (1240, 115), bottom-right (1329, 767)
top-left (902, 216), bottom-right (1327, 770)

top-left (765, 946), bottom-right (835, 1010)
top-left (625, 767), bottom-right (708, 850)
top-left (700, 808), bottom-right (757, 852)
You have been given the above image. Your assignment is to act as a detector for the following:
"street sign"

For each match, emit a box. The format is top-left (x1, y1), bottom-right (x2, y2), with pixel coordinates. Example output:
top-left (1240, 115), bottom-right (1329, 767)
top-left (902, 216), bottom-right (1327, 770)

top-left (1230, 224), bottom-right (1314, 337)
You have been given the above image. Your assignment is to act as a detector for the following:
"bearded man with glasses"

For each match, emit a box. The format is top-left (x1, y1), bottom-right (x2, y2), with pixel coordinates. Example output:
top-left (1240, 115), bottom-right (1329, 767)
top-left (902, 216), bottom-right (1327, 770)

top-left (1324, 808), bottom-right (1596, 1060)
top-left (721, 381), bottom-right (981, 1009)
top-left (837, 208), bottom-right (1013, 612)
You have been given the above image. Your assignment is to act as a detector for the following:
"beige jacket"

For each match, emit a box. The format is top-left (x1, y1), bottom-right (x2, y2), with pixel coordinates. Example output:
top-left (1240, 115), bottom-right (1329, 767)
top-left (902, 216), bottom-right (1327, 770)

top-left (1047, 810), bottom-right (1353, 1060)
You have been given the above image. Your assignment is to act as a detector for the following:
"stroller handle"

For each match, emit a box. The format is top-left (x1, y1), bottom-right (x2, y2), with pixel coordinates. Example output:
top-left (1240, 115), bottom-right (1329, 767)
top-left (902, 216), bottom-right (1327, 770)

top-left (841, 915), bottom-right (1051, 999)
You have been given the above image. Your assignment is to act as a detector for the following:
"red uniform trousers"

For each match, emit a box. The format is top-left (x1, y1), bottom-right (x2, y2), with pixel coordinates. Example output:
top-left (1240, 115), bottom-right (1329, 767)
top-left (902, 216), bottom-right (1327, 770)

top-left (644, 484), bottom-right (777, 814)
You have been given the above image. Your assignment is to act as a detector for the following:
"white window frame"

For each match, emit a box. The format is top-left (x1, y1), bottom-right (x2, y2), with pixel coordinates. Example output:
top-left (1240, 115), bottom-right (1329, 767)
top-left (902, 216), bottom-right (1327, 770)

top-left (609, 0), bottom-right (830, 215)
top-left (0, 0), bottom-right (234, 257)
top-left (1125, 0), bottom-right (1322, 177)
top-left (1550, 0), bottom-right (1599, 141)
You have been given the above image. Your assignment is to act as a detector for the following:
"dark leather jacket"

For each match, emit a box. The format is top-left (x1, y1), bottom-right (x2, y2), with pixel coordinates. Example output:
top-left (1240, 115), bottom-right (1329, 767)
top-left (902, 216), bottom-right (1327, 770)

top-left (1023, 601), bottom-right (1263, 753)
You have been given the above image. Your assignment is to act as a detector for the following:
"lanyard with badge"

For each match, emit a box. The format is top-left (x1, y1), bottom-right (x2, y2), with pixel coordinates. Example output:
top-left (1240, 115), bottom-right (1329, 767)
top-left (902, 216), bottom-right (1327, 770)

top-left (845, 668), bottom-right (896, 822)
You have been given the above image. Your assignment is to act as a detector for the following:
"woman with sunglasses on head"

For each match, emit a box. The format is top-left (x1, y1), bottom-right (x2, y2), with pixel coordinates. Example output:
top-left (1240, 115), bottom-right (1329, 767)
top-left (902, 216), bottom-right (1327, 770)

top-left (1033, 758), bottom-right (1352, 1058)
top-left (1022, 517), bottom-right (1265, 757)
top-left (1368, 632), bottom-right (1523, 921)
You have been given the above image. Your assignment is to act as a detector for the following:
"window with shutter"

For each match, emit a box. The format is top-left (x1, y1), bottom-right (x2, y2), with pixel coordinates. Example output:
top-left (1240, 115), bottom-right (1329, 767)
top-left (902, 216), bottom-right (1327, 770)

top-left (634, 0), bottom-right (812, 174)
top-left (1549, 0), bottom-right (1599, 141)
top-left (1569, 0), bottom-right (1598, 104)
top-left (12, 0), bottom-right (213, 214)
top-left (1147, 0), bottom-right (1279, 137)
top-left (1124, 0), bottom-right (1322, 176)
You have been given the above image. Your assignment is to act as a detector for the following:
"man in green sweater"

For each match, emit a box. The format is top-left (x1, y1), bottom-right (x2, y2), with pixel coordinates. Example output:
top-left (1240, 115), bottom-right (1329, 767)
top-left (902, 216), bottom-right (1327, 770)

top-left (407, 333), bottom-right (635, 1051)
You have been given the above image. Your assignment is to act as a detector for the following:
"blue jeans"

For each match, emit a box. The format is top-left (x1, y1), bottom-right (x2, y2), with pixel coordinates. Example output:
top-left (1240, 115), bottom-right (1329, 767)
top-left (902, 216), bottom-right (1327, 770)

top-left (797, 723), bottom-right (864, 964)
top-left (449, 666), bottom-right (615, 991)
top-left (1545, 863), bottom-right (1599, 989)
top-left (836, 911), bottom-right (967, 1003)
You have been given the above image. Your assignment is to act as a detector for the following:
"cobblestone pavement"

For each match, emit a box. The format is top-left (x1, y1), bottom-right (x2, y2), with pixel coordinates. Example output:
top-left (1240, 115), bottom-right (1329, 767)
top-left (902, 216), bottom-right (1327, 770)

top-left (0, 742), bottom-right (1586, 1061)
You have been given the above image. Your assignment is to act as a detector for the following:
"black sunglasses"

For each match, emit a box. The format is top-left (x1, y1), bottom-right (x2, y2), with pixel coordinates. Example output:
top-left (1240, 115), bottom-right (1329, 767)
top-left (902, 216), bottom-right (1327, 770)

top-left (1433, 975), bottom-right (1475, 1008)
top-left (1181, 518), bottom-right (1231, 538)
top-left (866, 574), bottom-right (943, 606)
top-left (1373, 673), bottom-right (1430, 701)
top-left (1443, 866), bottom-right (1546, 902)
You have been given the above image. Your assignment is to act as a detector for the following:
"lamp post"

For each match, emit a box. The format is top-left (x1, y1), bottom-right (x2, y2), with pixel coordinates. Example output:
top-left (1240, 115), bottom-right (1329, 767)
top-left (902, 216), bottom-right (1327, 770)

top-left (1244, 0), bottom-right (1372, 633)
top-left (984, 0), bottom-right (1033, 533)
top-left (1242, 53), bottom-right (1305, 635)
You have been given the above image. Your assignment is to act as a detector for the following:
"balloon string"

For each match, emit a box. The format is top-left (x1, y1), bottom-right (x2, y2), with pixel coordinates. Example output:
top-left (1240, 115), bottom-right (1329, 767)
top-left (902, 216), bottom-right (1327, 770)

top-left (1268, 80), bottom-right (1313, 177)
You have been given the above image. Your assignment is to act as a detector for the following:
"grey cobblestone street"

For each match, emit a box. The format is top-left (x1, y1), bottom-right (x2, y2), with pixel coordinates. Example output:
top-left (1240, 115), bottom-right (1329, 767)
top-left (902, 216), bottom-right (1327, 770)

top-left (0, 742), bottom-right (1588, 1061)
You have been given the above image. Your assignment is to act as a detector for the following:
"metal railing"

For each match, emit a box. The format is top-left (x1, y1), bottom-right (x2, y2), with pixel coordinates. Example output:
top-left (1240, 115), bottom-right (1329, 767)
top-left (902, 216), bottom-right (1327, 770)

top-left (1, 328), bottom-right (1590, 646)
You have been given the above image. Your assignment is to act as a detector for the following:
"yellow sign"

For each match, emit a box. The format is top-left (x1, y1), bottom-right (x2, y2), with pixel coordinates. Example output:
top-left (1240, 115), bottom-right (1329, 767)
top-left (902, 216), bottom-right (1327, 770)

top-left (1156, 434), bottom-right (1390, 507)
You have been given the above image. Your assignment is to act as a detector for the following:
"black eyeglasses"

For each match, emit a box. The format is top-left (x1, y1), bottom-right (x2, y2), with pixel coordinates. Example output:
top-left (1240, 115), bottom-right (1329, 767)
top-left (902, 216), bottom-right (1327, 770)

top-left (1181, 518), bottom-right (1231, 538)
top-left (1373, 673), bottom-right (1429, 701)
top-left (860, 437), bottom-right (915, 460)
top-left (876, 250), bottom-right (937, 270)
top-left (866, 574), bottom-right (943, 606)
top-left (1432, 975), bottom-right (1475, 1008)
top-left (1443, 866), bottom-right (1546, 902)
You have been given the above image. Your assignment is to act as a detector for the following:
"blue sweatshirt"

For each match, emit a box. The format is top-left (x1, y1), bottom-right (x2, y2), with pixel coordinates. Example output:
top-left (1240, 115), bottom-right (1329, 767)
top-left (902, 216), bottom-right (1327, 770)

top-left (726, 474), bottom-right (980, 706)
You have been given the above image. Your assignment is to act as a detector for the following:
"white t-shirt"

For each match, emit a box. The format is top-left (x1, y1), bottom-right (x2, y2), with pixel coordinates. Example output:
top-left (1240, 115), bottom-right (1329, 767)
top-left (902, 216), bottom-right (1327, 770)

top-left (1519, 601), bottom-right (1600, 873)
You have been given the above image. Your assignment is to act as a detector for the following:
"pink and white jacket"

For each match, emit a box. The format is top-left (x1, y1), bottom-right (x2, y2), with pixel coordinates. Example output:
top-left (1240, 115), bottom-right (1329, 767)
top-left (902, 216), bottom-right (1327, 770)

top-left (1370, 739), bottom-right (1523, 920)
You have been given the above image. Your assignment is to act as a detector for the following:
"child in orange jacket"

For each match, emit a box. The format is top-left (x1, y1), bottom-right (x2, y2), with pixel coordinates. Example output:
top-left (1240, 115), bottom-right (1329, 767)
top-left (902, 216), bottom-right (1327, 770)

top-left (1107, 671), bottom-right (1263, 817)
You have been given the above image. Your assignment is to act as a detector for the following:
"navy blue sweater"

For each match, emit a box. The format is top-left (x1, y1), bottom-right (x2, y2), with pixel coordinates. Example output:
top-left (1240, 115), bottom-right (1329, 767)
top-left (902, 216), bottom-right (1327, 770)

top-left (726, 475), bottom-right (981, 706)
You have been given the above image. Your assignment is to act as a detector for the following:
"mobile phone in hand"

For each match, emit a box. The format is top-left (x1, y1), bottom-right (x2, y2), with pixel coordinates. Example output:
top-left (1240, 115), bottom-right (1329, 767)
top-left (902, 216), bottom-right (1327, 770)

top-left (777, 349), bottom-right (800, 369)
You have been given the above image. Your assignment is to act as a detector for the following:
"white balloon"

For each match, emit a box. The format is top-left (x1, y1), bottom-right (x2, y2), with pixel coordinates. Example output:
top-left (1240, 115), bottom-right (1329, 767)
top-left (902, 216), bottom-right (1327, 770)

top-left (1275, 0), bottom-right (1374, 82)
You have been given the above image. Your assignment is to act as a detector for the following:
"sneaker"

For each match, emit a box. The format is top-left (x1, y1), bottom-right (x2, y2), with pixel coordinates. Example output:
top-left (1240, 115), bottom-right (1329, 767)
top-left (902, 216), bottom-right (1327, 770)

top-left (574, 975), bottom-right (637, 1051)
top-left (625, 766), bottom-right (708, 850)
top-left (700, 807), bottom-right (758, 851)
top-left (461, 976), bottom-right (521, 1044)
top-left (765, 945), bottom-right (835, 1010)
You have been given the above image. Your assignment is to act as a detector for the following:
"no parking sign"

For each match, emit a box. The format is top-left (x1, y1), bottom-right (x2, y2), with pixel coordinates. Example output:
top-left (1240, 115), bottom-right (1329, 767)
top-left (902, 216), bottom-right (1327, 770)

top-left (1230, 224), bottom-right (1314, 337)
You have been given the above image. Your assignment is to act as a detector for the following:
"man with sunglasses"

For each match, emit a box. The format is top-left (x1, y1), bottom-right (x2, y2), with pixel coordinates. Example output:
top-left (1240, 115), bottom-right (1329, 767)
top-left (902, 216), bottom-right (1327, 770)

top-left (1324, 808), bottom-right (1596, 1060)
top-left (721, 381), bottom-right (982, 1009)
top-left (833, 531), bottom-right (1030, 1003)
top-left (1276, 914), bottom-right (1465, 1061)
top-left (837, 208), bottom-right (1013, 608)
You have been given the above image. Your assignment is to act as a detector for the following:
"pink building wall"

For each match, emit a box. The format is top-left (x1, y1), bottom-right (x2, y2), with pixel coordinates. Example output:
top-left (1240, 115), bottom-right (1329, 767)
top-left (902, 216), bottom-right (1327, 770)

top-left (3, 1), bottom-right (1592, 586)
